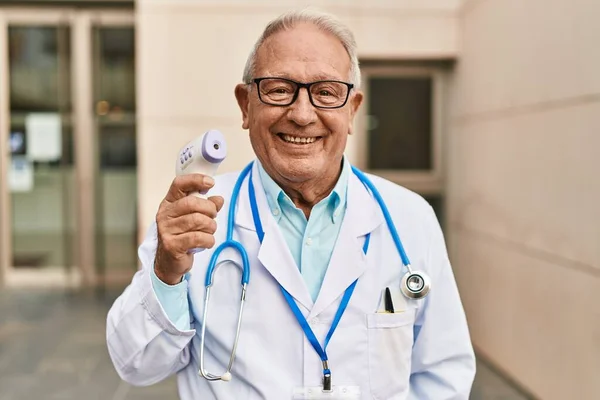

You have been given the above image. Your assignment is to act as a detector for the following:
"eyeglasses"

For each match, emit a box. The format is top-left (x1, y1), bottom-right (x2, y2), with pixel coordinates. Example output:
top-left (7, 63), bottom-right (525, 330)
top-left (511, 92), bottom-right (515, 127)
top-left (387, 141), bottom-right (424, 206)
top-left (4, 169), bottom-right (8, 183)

top-left (252, 77), bottom-right (354, 109)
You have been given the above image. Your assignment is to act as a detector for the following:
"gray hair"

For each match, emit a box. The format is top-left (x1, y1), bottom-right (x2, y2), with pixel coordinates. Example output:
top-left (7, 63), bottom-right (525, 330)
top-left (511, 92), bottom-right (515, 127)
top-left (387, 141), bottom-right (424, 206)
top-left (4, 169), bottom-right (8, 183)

top-left (242, 8), bottom-right (361, 89)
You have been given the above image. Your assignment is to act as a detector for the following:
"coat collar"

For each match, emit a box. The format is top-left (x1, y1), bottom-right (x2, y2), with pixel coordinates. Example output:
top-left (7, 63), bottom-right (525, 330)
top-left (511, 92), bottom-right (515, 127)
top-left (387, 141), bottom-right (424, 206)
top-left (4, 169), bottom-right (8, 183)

top-left (234, 161), bottom-right (384, 314)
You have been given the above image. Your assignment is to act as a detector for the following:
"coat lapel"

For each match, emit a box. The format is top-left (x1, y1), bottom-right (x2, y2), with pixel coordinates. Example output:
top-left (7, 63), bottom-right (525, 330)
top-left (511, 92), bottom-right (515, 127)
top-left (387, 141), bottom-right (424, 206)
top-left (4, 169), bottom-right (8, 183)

top-left (234, 162), bottom-right (313, 311)
top-left (257, 222), bottom-right (314, 311)
top-left (308, 171), bottom-right (384, 319)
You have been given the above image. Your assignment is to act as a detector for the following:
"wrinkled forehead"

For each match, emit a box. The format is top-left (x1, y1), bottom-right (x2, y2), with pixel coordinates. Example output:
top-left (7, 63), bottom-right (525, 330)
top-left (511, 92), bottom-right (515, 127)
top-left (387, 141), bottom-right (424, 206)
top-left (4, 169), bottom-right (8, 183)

top-left (254, 23), bottom-right (352, 82)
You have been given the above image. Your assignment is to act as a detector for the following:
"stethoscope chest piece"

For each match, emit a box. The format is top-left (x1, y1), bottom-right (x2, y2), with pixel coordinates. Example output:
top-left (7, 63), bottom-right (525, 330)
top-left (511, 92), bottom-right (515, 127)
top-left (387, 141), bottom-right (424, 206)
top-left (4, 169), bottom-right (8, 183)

top-left (400, 269), bottom-right (431, 299)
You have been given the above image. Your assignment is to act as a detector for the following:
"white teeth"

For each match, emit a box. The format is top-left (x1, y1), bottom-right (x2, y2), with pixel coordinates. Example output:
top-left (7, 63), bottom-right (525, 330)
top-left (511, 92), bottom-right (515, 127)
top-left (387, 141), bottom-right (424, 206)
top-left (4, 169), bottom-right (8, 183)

top-left (281, 134), bottom-right (317, 144)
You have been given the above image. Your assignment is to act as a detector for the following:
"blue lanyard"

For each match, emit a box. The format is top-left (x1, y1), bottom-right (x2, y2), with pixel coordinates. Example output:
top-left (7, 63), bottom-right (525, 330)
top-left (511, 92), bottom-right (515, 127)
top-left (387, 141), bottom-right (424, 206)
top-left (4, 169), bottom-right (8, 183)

top-left (247, 168), bottom-right (370, 391)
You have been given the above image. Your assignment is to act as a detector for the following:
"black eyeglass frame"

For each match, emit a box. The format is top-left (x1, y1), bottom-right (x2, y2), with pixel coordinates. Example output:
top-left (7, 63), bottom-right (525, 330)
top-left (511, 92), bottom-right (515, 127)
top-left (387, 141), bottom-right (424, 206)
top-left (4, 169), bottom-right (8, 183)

top-left (252, 77), bottom-right (355, 109)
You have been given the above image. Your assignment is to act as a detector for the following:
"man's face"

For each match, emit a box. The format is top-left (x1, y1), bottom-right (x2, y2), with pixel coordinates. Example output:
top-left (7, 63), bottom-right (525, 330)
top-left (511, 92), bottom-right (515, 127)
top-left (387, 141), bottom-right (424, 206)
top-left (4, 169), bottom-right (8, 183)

top-left (235, 23), bottom-right (363, 185)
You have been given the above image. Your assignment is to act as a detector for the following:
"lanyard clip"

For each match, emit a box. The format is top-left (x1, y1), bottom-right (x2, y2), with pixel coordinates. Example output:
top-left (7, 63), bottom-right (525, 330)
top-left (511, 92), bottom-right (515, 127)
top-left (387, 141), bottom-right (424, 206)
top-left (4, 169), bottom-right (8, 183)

top-left (323, 373), bottom-right (332, 392)
top-left (322, 361), bottom-right (332, 392)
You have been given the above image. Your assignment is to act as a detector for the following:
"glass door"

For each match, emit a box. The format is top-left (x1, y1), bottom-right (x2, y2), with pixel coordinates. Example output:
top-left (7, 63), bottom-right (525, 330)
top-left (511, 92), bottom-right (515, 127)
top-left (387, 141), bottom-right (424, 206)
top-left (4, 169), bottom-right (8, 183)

top-left (0, 8), bottom-right (136, 288)
top-left (0, 12), bottom-right (77, 285)
top-left (91, 13), bottom-right (138, 287)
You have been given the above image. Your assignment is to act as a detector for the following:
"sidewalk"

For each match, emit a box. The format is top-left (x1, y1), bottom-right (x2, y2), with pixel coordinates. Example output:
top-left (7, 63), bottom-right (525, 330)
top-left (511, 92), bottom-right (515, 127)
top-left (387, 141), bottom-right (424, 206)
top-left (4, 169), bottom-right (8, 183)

top-left (0, 289), bottom-right (531, 400)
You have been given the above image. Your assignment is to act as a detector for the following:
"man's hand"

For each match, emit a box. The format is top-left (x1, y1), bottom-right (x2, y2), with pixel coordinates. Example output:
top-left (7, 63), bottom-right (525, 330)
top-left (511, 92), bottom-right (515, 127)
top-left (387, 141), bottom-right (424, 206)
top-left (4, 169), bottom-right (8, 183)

top-left (154, 174), bottom-right (224, 285)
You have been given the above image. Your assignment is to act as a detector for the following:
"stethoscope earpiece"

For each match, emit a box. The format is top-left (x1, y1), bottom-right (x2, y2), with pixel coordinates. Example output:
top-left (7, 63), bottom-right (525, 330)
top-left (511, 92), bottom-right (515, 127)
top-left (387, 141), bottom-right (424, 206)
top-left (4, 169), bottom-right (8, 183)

top-left (400, 270), bottom-right (431, 299)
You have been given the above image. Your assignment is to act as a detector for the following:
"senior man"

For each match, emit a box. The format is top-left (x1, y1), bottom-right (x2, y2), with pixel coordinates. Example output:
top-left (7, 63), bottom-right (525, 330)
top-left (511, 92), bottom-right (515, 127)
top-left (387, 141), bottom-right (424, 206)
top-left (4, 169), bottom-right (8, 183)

top-left (107, 9), bottom-right (475, 400)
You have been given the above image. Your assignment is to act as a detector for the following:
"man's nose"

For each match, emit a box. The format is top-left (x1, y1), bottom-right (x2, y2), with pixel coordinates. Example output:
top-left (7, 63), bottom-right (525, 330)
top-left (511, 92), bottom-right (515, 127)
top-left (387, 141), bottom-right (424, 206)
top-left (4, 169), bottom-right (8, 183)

top-left (287, 88), bottom-right (318, 126)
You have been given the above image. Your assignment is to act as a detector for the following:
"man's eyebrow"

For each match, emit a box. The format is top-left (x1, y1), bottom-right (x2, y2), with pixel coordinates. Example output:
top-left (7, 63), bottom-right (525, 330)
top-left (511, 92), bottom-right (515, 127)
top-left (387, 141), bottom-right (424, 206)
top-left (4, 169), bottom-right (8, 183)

top-left (309, 74), bottom-right (345, 82)
top-left (266, 73), bottom-right (345, 82)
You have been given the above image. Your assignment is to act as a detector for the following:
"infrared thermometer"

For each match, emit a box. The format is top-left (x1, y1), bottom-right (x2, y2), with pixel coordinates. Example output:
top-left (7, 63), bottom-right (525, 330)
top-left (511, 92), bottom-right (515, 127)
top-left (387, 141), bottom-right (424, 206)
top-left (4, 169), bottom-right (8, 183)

top-left (175, 129), bottom-right (227, 198)
top-left (175, 129), bottom-right (227, 254)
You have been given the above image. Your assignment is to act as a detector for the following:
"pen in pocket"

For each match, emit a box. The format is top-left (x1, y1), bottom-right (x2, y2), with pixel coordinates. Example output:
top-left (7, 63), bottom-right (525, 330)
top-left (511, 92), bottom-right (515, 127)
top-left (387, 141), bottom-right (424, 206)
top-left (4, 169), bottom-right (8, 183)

top-left (384, 287), bottom-right (394, 313)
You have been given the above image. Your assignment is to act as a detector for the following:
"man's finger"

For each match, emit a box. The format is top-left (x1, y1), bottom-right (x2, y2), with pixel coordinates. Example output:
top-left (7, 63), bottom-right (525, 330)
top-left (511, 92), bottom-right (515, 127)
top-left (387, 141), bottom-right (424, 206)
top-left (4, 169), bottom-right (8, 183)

top-left (175, 231), bottom-right (216, 252)
top-left (208, 195), bottom-right (225, 213)
top-left (163, 213), bottom-right (218, 235)
top-left (164, 195), bottom-right (219, 219)
top-left (165, 174), bottom-right (215, 202)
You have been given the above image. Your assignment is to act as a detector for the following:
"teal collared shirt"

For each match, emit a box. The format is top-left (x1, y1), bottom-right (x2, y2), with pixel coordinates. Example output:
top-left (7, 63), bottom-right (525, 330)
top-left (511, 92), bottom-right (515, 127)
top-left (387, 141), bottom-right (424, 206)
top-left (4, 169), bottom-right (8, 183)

top-left (150, 158), bottom-right (350, 329)
top-left (256, 158), bottom-right (349, 302)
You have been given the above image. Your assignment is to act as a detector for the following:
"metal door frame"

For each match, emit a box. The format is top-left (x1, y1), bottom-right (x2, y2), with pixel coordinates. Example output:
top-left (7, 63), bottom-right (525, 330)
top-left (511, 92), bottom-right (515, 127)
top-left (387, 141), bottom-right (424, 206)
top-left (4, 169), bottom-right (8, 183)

top-left (0, 6), bottom-right (134, 287)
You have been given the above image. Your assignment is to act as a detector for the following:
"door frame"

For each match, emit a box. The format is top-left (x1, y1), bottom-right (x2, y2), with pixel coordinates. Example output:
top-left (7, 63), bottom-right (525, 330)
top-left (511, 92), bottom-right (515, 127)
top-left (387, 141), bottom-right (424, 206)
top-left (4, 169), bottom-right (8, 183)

top-left (0, 6), bottom-right (134, 288)
top-left (353, 65), bottom-right (447, 196)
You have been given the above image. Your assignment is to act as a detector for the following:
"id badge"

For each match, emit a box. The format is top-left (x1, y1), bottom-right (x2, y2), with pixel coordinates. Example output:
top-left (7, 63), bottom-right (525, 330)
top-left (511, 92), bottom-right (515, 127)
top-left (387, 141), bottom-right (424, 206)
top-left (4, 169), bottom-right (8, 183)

top-left (292, 386), bottom-right (360, 399)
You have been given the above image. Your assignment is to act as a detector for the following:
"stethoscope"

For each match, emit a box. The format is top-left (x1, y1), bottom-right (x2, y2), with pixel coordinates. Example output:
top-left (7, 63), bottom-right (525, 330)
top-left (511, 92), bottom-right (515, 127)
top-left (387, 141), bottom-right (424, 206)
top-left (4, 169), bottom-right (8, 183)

top-left (198, 161), bottom-right (431, 385)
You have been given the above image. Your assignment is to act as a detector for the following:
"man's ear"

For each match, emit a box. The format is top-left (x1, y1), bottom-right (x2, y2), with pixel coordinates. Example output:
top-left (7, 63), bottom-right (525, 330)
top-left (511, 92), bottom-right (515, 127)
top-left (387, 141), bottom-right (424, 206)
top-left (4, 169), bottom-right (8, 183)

top-left (347, 90), bottom-right (364, 135)
top-left (235, 84), bottom-right (250, 130)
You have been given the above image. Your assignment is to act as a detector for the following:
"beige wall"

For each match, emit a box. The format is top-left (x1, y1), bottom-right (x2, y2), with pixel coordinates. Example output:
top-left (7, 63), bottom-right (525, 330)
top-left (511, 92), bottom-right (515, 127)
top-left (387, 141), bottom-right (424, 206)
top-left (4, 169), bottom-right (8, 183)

top-left (447, 0), bottom-right (600, 398)
top-left (136, 0), bottom-right (461, 237)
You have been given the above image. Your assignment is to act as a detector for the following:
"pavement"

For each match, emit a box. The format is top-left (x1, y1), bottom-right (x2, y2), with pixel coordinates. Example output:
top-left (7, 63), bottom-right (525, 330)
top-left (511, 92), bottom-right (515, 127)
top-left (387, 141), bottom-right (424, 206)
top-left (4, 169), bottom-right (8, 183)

top-left (0, 288), bottom-right (533, 400)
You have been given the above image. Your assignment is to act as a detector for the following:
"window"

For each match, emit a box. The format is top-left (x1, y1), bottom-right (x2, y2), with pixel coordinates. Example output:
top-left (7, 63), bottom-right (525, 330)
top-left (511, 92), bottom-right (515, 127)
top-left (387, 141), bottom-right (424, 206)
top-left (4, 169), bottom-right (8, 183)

top-left (352, 64), bottom-right (446, 195)
top-left (367, 76), bottom-right (432, 170)
top-left (351, 63), bottom-right (448, 226)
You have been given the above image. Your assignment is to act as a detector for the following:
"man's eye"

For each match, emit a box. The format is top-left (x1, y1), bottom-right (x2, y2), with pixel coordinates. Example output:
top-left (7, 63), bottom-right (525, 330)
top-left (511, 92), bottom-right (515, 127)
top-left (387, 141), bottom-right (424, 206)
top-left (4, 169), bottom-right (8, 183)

top-left (268, 87), bottom-right (291, 94)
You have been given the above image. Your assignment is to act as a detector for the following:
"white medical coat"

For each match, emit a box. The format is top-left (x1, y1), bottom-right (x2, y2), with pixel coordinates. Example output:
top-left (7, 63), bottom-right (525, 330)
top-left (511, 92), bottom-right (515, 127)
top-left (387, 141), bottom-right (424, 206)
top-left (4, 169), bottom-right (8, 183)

top-left (106, 162), bottom-right (476, 399)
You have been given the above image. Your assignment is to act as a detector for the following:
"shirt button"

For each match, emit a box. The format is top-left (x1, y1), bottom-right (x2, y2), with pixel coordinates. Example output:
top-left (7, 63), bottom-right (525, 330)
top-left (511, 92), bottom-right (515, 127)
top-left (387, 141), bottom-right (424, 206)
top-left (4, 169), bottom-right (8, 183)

top-left (305, 237), bottom-right (312, 246)
top-left (310, 318), bottom-right (319, 324)
top-left (272, 208), bottom-right (280, 216)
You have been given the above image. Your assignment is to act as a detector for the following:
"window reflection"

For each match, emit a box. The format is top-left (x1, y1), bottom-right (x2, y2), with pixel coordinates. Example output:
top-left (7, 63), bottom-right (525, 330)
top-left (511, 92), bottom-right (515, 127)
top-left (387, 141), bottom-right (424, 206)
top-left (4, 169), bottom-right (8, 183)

top-left (367, 77), bottom-right (432, 171)
top-left (99, 125), bottom-right (137, 168)
top-left (94, 26), bottom-right (136, 169)
top-left (9, 26), bottom-right (71, 112)
top-left (95, 27), bottom-right (135, 111)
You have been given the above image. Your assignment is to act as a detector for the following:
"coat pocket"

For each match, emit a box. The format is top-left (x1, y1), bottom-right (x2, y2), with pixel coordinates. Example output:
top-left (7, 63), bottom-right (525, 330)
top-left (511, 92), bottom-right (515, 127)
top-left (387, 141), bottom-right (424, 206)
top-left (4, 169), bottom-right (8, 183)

top-left (366, 309), bottom-right (416, 399)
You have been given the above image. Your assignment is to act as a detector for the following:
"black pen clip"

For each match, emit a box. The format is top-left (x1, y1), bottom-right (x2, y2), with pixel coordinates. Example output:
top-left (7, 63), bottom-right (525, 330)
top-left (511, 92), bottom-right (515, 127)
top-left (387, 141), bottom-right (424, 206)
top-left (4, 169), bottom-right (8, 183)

top-left (384, 287), bottom-right (395, 313)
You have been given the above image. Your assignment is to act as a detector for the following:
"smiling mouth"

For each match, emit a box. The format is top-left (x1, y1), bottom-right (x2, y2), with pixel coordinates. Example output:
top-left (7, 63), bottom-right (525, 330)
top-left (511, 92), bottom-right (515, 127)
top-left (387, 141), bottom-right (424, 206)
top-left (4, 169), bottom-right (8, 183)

top-left (277, 133), bottom-right (321, 144)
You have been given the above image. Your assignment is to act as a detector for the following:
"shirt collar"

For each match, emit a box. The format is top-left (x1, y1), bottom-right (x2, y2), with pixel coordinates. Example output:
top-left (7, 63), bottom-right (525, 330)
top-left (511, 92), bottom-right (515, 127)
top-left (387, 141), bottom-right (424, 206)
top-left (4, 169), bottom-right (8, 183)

top-left (256, 156), bottom-right (350, 223)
